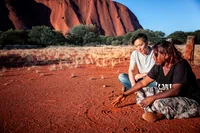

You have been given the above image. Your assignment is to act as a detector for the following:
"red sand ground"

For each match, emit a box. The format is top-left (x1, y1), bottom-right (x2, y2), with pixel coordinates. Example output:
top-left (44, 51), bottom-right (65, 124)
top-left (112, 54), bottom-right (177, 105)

top-left (0, 63), bottom-right (200, 133)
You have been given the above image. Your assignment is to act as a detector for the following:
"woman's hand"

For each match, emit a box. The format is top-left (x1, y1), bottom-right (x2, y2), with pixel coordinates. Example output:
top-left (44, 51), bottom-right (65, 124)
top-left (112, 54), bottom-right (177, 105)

top-left (140, 96), bottom-right (155, 108)
top-left (111, 94), bottom-right (125, 107)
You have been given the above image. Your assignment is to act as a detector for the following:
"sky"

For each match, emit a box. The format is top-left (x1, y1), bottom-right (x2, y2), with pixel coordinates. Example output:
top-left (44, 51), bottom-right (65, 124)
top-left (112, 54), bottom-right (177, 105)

top-left (114, 0), bottom-right (200, 36)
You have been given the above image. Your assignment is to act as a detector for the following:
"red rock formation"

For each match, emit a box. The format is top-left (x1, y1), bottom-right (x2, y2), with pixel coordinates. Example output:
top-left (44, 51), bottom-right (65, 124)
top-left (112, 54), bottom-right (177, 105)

top-left (2, 0), bottom-right (143, 36)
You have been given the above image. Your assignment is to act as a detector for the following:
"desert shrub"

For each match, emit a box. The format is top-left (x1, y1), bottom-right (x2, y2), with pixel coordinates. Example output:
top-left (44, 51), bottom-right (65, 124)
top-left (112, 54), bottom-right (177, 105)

top-left (184, 30), bottom-right (200, 44)
top-left (96, 35), bottom-right (107, 44)
top-left (0, 29), bottom-right (28, 46)
top-left (66, 24), bottom-right (87, 45)
top-left (130, 29), bottom-right (165, 44)
top-left (122, 31), bottom-right (134, 45)
top-left (54, 31), bottom-right (68, 45)
top-left (115, 36), bottom-right (123, 41)
top-left (111, 40), bottom-right (122, 46)
top-left (194, 30), bottom-right (200, 44)
top-left (167, 31), bottom-right (187, 44)
top-left (66, 24), bottom-right (100, 46)
top-left (28, 26), bottom-right (66, 46)
top-left (83, 32), bottom-right (99, 44)
top-left (105, 36), bottom-right (115, 45)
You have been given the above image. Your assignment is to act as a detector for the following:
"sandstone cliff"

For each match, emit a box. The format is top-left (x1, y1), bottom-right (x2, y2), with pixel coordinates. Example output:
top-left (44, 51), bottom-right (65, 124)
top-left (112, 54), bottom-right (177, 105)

top-left (1, 0), bottom-right (143, 36)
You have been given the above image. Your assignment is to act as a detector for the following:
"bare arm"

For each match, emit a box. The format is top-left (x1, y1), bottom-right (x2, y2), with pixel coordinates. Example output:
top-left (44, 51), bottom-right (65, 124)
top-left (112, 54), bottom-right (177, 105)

top-left (140, 84), bottom-right (182, 107)
top-left (123, 76), bottom-right (154, 96)
top-left (129, 63), bottom-right (148, 84)
top-left (128, 64), bottom-right (138, 87)
top-left (112, 76), bottom-right (154, 107)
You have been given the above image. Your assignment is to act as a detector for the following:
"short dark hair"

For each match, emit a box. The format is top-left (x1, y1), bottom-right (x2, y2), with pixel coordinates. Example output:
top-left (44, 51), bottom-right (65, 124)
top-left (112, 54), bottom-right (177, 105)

top-left (131, 33), bottom-right (148, 44)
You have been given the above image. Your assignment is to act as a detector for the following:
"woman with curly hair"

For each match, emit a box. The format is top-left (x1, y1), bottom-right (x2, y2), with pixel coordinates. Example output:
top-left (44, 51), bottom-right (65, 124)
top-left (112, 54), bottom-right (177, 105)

top-left (112, 41), bottom-right (200, 122)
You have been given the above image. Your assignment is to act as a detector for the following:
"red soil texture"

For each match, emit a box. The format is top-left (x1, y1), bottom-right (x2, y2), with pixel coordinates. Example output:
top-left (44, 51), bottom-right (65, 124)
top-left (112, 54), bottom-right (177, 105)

top-left (1, 63), bottom-right (200, 133)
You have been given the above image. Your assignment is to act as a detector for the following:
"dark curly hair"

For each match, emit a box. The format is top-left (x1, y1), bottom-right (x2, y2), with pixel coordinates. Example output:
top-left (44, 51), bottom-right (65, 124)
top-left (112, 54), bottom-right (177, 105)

top-left (152, 41), bottom-right (183, 64)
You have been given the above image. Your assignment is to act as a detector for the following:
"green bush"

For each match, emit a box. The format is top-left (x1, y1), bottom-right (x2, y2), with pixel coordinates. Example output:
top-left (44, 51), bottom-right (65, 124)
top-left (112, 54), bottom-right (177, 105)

top-left (130, 29), bottom-right (165, 44)
top-left (167, 31), bottom-right (187, 44)
top-left (105, 36), bottom-right (115, 45)
top-left (111, 40), bottom-right (122, 46)
top-left (0, 25), bottom-right (199, 47)
top-left (96, 35), bottom-right (107, 44)
top-left (194, 30), bottom-right (200, 44)
top-left (0, 29), bottom-right (28, 46)
top-left (28, 26), bottom-right (66, 46)
top-left (122, 32), bottom-right (134, 45)
top-left (66, 24), bottom-right (100, 46)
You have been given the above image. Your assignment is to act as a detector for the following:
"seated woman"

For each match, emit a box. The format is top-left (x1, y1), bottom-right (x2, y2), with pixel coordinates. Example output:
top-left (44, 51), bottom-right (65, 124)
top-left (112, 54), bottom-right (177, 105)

top-left (112, 41), bottom-right (200, 122)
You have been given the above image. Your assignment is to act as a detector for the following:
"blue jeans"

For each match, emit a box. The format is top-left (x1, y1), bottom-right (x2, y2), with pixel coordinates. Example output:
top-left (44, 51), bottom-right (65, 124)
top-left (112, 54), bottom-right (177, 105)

top-left (118, 73), bottom-right (156, 91)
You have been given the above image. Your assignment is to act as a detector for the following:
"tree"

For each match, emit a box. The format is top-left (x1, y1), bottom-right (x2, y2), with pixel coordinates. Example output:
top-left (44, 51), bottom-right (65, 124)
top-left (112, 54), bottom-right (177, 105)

top-left (194, 30), bottom-right (200, 44)
top-left (0, 29), bottom-right (28, 46)
top-left (111, 40), bottom-right (122, 46)
top-left (105, 36), bottom-right (115, 45)
top-left (54, 31), bottom-right (68, 45)
top-left (66, 24), bottom-right (100, 45)
top-left (154, 31), bottom-right (165, 38)
top-left (83, 32), bottom-right (98, 44)
top-left (67, 24), bottom-right (87, 45)
top-left (167, 31), bottom-right (187, 44)
top-left (96, 35), bottom-right (107, 45)
top-left (28, 26), bottom-right (66, 46)
top-left (122, 32), bottom-right (134, 45)
top-left (129, 29), bottom-right (165, 44)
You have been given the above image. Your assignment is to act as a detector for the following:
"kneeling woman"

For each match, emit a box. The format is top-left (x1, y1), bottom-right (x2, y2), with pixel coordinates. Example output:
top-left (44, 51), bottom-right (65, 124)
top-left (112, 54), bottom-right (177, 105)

top-left (112, 41), bottom-right (200, 122)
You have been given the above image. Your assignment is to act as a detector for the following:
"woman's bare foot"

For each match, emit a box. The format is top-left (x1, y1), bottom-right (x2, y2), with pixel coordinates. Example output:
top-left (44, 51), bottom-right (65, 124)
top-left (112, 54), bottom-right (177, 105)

top-left (142, 112), bottom-right (165, 122)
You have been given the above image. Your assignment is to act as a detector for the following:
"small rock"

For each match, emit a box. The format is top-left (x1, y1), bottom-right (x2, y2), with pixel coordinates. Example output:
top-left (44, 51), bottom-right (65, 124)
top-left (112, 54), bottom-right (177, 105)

top-left (103, 85), bottom-right (107, 88)
top-left (71, 74), bottom-right (77, 78)
top-left (89, 77), bottom-right (96, 80)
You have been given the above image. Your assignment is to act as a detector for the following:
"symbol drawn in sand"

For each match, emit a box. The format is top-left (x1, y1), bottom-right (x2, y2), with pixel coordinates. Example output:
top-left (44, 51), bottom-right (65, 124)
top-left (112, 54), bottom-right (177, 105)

top-left (108, 95), bottom-right (114, 101)
top-left (134, 127), bottom-right (147, 132)
top-left (121, 110), bottom-right (128, 115)
top-left (101, 109), bottom-right (112, 115)
top-left (103, 98), bottom-right (129, 116)
top-left (85, 108), bottom-right (97, 124)
top-left (85, 104), bottom-right (117, 125)
top-left (102, 101), bottom-right (113, 107)
top-left (123, 127), bottom-right (132, 133)
top-left (108, 91), bottom-right (116, 101)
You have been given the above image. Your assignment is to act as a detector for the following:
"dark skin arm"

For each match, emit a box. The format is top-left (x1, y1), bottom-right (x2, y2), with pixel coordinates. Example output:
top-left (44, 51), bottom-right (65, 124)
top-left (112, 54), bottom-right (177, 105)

top-left (112, 75), bottom-right (182, 108)
top-left (140, 83), bottom-right (182, 108)
top-left (112, 75), bottom-right (154, 107)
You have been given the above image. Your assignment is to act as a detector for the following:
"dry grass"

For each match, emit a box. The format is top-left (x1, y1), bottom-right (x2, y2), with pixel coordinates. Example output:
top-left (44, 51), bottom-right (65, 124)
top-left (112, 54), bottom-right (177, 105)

top-left (0, 45), bottom-right (134, 69)
top-left (0, 45), bottom-right (200, 70)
